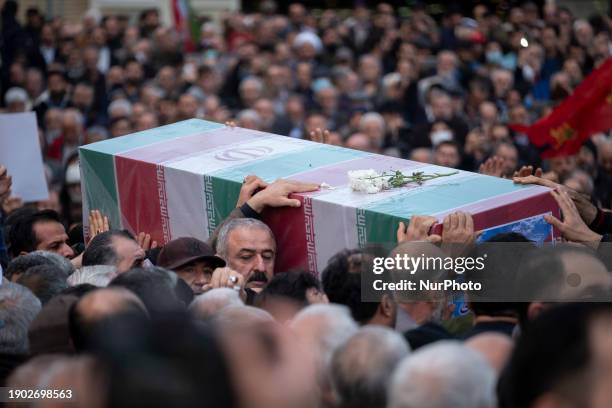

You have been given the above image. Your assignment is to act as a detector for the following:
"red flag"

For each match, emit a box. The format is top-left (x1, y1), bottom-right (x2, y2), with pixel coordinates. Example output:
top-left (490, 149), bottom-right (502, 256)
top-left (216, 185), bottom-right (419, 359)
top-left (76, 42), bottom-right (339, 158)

top-left (510, 57), bottom-right (612, 158)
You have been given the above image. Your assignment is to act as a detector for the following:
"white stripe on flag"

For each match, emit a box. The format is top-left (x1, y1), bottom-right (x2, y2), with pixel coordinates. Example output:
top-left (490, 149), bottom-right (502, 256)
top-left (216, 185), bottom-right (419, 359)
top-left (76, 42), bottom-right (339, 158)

top-left (312, 198), bottom-right (359, 273)
top-left (164, 166), bottom-right (210, 242)
top-left (164, 136), bottom-right (312, 175)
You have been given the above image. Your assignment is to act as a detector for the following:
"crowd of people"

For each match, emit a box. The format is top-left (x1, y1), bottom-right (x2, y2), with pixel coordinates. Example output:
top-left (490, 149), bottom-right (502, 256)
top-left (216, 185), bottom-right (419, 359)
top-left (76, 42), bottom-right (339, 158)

top-left (1, 0), bottom-right (612, 407)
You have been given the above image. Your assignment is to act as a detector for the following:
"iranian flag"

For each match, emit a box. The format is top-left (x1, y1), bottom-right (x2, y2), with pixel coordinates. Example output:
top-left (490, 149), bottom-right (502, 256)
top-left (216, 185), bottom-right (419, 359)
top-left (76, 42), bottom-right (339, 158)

top-left (171, 0), bottom-right (199, 52)
top-left (79, 119), bottom-right (560, 276)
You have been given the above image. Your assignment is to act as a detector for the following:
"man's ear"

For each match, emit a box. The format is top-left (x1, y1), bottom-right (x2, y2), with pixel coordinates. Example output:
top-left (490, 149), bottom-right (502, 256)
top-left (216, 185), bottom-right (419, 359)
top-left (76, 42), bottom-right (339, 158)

top-left (305, 287), bottom-right (316, 304)
top-left (381, 294), bottom-right (395, 317)
top-left (19, 251), bottom-right (28, 257)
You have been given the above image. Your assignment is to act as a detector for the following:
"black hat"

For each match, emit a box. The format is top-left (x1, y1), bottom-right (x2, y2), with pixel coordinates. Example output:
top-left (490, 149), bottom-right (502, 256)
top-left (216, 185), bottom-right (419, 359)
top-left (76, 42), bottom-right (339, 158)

top-left (157, 237), bottom-right (225, 271)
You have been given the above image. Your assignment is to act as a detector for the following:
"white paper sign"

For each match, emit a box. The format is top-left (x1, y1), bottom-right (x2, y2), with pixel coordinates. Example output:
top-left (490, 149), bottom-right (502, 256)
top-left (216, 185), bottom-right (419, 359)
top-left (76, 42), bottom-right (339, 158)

top-left (0, 112), bottom-right (49, 202)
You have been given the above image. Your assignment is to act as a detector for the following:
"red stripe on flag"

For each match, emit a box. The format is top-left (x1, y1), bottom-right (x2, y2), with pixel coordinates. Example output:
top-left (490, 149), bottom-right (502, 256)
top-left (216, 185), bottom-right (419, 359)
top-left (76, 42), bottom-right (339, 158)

top-left (115, 156), bottom-right (165, 244)
top-left (431, 190), bottom-right (560, 240)
top-left (171, 0), bottom-right (182, 29)
top-left (262, 195), bottom-right (310, 274)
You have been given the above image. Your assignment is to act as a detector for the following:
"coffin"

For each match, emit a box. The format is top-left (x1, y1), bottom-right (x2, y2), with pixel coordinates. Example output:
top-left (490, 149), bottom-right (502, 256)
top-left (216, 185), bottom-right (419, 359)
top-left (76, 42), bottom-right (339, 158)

top-left (79, 119), bottom-right (559, 275)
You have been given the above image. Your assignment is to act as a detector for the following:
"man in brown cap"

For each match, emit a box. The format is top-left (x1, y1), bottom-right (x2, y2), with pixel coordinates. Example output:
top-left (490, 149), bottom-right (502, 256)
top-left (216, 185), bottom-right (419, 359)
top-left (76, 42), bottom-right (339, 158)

top-left (158, 237), bottom-right (242, 295)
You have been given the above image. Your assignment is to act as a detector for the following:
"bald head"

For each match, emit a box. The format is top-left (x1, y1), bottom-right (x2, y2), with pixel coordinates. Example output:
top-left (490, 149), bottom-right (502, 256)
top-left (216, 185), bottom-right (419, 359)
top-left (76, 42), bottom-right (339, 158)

top-left (190, 288), bottom-right (244, 321)
top-left (409, 148), bottom-right (433, 164)
top-left (558, 248), bottom-right (611, 301)
top-left (465, 333), bottom-right (514, 374)
top-left (290, 304), bottom-right (358, 369)
top-left (69, 288), bottom-right (148, 351)
top-left (43, 356), bottom-right (105, 408)
top-left (345, 133), bottom-right (373, 152)
top-left (76, 287), bottom-right (147, 322)
top-left (331, 326), bottom-right (410, 408)
top-left (213, 305), bottom-right (273, 330)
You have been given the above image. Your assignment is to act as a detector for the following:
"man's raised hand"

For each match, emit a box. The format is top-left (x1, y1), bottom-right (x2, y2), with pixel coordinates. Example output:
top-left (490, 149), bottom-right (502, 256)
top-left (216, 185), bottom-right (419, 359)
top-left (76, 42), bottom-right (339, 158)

top-left (136, 232), bottom-right (158, 251)
top-left (236, 175), bottom-right (268, 208)
top-left (513, 174), bottom-right (598, 225)
top-left (396, 216), bottom-right (441, 243)
top-left (544, 188), bottom-right (602, 248)
top-left (88, 209), bottom-right (110, 242)
top-left (0, 165), bottom-right (12, 205)
top-left (440, 212), bottom-right (480, 257)
top-left (479, 156), bottom-right (505, 178)
top-left (513, 165), bottom-right (543, 179)
top-left (309, 128), bottom-right (330, 144)
top-left (247, 179), bottom-right (320, 213)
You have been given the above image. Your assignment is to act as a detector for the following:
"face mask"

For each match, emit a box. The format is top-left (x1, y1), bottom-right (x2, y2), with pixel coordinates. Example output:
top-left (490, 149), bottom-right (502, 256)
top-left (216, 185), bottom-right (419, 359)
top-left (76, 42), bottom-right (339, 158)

top-left (65, 163), bottom-right (80, 184)
top-left (430, 130), bottom-right (453, 146)
top-left (522, 65), bottom-right (536, 82)
top-left (204, 49), bottom-right (218, 59)
top-left (486, 50), bottom-right (503, 65)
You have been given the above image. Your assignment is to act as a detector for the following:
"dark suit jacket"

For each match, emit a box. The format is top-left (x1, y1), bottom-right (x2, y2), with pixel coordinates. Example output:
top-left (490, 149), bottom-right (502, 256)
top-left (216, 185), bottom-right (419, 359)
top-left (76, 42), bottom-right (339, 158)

top-left (404, 321), bottom-right (455, 350)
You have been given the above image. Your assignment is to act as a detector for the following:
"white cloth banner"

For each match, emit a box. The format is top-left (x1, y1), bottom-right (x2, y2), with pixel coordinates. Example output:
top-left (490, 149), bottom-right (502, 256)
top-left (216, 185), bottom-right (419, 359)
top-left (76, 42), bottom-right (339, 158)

top-left (0, 112), bottom-right (48, 202)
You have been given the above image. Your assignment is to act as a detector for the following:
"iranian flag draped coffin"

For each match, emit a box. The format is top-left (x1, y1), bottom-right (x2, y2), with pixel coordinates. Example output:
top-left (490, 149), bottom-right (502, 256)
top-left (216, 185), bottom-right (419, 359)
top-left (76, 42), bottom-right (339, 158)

top-left (79, 119), bottom-right (559, 275)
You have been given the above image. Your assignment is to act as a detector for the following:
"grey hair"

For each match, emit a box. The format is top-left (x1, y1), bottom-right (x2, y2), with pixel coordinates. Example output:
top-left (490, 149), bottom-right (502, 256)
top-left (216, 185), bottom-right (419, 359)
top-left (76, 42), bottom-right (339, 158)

top-left (359, 112), bottom-right (386, 132)
top-left (67, 265), bottom-right (118, 287)
top-left (0, 282), bottom-right (42, 354)
top-left (86, 125), bottom-right (110, 139)
top-left (237, 109), bottom-right (262, 126)
top-left (142, 84), bottom-right (164, 98)
top-left (565, 169), bottom-right (594, 195)
top-left (30, 250), bottom-right (75, 278)
top-left (290, 303), bottom-right (358, 369)
top-left (331, 326), bottom-right (410, 408)
top-left (573, 19), bottom-right (592, 33)
top-left (107, 98), bottom-right (133, 117)
top-left (213, 305), bottom-right (273, 329)
top-left (383, 72), bottom-right (402, 88)
top-left (189, 288), bottom-right (243, 320)
top-left (239, 76), bottom-right (264, 93)
top-left (63, 108), bottom-right (85, 127)
top-left (216, 218), bottom-right (275, 259)
top-left (389, 341), bottom-right (496, 408)
top-left (4, 87), bottom-right (28, 104)
top-left (358, 54), bottom-right (382, 71)
top-left (491, 68), bottom-right (514, 83)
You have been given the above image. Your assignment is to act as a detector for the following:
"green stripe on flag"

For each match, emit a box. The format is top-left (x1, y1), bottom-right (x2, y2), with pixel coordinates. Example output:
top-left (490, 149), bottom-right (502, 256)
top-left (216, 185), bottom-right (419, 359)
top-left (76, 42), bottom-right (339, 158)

top-left (358, 208), bottom-right (405, 244)
top-left (363, 174), bottom-right (521, 218)
top-left (356, 174), bottom-right (527, 244)
top-left (79, 149), bottom-right (121, 229)
top-left (204, 175), bottom-right (242, 235)
top-left (187, 0), bottom-right (200, 46)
